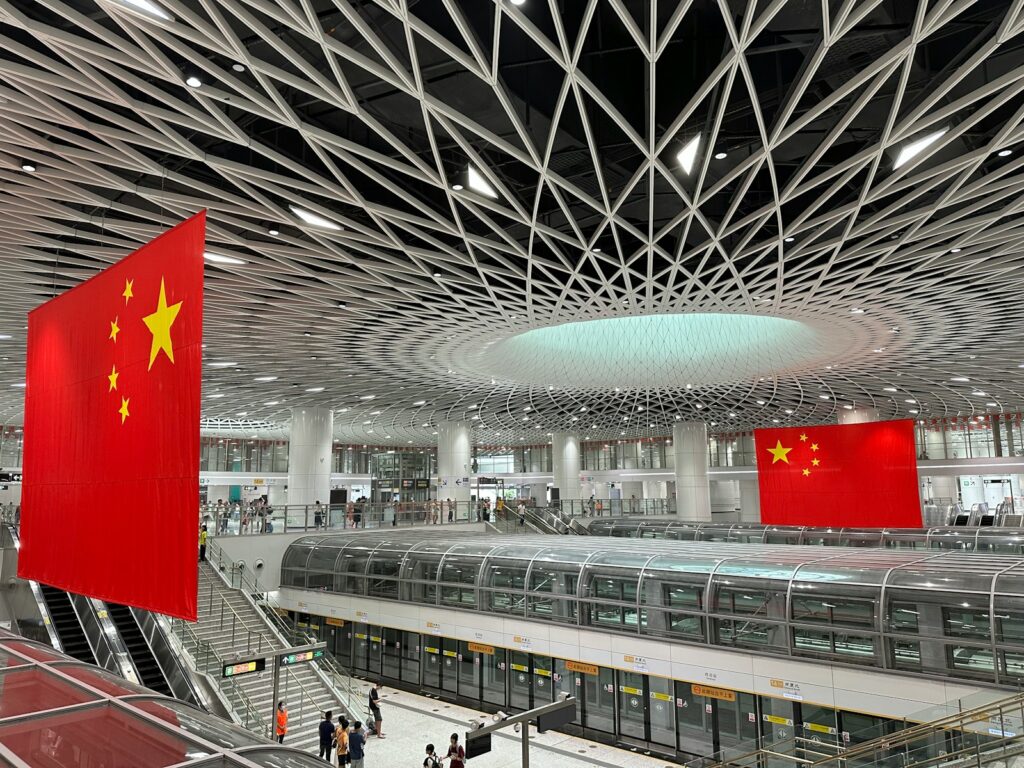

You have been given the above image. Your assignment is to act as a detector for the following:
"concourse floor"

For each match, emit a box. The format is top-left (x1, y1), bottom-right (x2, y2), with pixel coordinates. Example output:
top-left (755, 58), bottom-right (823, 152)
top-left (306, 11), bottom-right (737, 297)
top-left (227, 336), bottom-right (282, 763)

top-left (308, 679), bottom-right (678, 768)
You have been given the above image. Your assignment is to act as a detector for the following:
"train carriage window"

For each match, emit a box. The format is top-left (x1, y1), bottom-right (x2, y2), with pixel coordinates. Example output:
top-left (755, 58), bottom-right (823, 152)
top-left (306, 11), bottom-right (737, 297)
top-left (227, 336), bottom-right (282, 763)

top-left (717, 619), bottom-right (785, 651)
top-left (997, 611), bottom-right (1024, 644)
top-left (889, 602), bottom-right (920, 633)
top-left (942, 607), bottom-right (990, 640)
top-left (792, 596), bottom-right (874, 628)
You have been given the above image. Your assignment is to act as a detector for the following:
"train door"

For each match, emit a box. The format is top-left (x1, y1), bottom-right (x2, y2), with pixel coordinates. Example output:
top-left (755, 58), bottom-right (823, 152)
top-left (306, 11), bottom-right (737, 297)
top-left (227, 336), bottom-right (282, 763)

top-left (440, 637), bottom-right (458, 696)
top-left (676, 682), bottom-right (714, 757)
top-left (482, 647), bottom-right (506, 707)
top-left (617, 670), bottom-right (648, 743)
top-left (381, 627), bottom-right (401, 682)
top-left (648, 676), bottom-right (676, 749)
top-left (399, 631), bottom-right (420, 685)
top-left (457, 641), bottom-right (481, 704)
top-left (509, 651), bottom-right (532, 710)
top-left (422, 638), bottom-right (442, 692)
top-left (532, 654), bottom-right (554, 707)
top-left (715, 690), bottom-right (759, 755)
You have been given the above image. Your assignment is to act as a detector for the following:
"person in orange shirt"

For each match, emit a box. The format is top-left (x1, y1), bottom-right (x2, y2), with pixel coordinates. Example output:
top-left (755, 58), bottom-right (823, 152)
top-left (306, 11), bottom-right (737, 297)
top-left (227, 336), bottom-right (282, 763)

top-left (275, 700), bottom-right (288, 743)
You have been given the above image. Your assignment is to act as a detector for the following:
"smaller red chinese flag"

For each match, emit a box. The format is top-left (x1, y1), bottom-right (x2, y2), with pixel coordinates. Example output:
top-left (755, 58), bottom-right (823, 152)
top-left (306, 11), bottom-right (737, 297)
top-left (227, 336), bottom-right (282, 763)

top-left (754, 419), bottom-right (921, 528)
top-left (19, 213), bottom-right (204, 620)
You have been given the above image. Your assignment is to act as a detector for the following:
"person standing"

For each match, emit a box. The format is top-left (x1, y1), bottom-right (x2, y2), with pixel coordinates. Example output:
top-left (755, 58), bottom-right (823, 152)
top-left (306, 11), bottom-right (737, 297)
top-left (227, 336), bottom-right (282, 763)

top-left (314, 500), bottom-right (324, 530)
top-left (275, 701), bottom-right (288, 744)
top-left (444, 733), bottom-right (465, 768)
top-left (447, 498), bottom-right (454, 523)
top-left (423, 743), bottom-right (441, 768)
top-left (335, 717), bottom-right (350, 766)
top-left (198, 524), bottom-right (207, 562)
top-left (517, 501), bottom-right (526, 528)
top-left (349, 722), bottom-right (366, 768)
top-left (318, 710), bottom-right (335, 762)
top-left (368, 681), bottom-right (385, 738)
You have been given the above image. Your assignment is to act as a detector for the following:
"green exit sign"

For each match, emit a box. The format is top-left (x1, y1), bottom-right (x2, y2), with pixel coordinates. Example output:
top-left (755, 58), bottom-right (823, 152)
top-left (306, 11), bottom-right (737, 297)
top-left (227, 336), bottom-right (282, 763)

top-left (280, 648), bottom-right (325, 666)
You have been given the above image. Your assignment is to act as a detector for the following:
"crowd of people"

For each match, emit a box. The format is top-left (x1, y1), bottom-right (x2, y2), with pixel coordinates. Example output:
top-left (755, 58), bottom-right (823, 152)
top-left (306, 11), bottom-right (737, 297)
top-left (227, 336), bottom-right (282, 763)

top-left (292, 683), bottom-right (466, 767)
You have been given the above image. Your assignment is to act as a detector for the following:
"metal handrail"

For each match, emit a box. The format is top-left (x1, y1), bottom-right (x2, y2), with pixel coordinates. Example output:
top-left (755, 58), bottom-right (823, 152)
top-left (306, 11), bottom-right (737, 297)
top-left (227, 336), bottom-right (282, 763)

top-left (701, 692), bottom-right (1024, 768)
top-left (167, 617), bottom-right (266, 732)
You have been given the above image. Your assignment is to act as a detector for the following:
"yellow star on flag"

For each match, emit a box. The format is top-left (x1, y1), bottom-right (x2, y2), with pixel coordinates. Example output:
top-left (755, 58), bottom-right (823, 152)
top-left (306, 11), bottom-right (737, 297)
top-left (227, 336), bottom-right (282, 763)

top-left (107, 364), bottom-right (119, 392)
top-left (811, 457), bottom-right (820, 467)
top-left (118, 397), bottom-right (130, 424)
top-left (802, 468), bottom-right (811, 476)
top-left (767, 440), bottom-right (792, 464)
top-left (122, 278), bottom-right (134, 305)
top-left (109, 316), bottom-right (120, 342)
top-left (799, 433), bottom-right (808, 442)
top-left (142, 278), bottom-right (183, 370)
top-left (810, 443), bottom-right (819, 452)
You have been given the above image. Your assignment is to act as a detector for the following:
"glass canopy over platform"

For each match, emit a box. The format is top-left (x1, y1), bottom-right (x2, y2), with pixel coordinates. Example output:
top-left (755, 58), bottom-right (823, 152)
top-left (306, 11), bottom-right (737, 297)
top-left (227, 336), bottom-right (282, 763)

top-left (0, 629), bottom-right (326, 768)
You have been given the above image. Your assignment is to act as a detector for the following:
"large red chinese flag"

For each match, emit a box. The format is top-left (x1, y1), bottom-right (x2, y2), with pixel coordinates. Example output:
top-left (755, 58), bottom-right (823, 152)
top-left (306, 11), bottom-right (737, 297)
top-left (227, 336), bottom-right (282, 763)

top-left (754, 419), bottom-right (921, 527)
top-left (19, 213), bottom-right (204, 621)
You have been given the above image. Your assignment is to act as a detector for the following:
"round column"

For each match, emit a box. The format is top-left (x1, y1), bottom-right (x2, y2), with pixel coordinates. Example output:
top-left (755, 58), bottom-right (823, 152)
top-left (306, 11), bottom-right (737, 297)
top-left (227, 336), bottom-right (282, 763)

top-left (838, 406), bottom-right (879, 425)
top-left (673, 421), bottom-right (711, 520)
top-left (552, 432), bottom-right (581, 502)
top-left (287, 406), bottom-right (334, 507)
top-left (437, 421), bottom-right (472, 507)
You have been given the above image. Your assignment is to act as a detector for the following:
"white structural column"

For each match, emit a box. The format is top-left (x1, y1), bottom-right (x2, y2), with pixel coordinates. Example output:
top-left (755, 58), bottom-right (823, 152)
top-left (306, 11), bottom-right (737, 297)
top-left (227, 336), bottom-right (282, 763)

top-left (552, 432), bottom-right (581, 501)
top-left (739, 479), bottom-right (761, 522)
top-left (838, 406), bottom-right (879, 425)
top-left (437, 421), bottom-right (472, 505)
top-left (673, 421), bottom-right (711, 520)
top-left (287, 406), bottom-right (334, 507)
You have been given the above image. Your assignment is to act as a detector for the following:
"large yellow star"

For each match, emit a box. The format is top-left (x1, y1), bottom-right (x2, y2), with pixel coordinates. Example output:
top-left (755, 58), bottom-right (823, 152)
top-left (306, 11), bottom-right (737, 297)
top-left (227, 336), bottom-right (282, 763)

top-left (107, 364), bottom-right (119, 392)
top-left (142, 278), bottom-right (183, 370)
top-left (767, 440), bottom-right (792, 464)
top-left (811, 457), bottom-right (820, 467)
top-left (122, 278), bottom-right (134, 305)
top-left (118, 397), bottom-right (130, 424)
top-left (109, 316), bottom-right (120, 342)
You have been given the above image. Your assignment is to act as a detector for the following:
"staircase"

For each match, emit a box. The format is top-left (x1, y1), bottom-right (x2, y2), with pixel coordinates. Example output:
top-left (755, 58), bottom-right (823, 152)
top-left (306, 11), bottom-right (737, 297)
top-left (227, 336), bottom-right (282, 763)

top-left (192, 562), bottom-right (351, 753)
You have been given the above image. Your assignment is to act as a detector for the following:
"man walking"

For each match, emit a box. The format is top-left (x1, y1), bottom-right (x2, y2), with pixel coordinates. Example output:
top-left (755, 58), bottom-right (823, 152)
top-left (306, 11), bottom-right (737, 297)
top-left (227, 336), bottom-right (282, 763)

top-left (318, 710), bottom-right (335, 762)
top-left (349, 721), bottom-right (366, 768)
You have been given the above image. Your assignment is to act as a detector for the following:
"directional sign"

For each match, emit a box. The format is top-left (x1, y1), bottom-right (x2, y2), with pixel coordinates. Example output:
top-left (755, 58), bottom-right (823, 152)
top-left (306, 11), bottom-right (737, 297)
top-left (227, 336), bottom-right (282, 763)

top-left (280, 648), bottom-right (325, 666)
top-left (223, 658), bottom-right (266, 678)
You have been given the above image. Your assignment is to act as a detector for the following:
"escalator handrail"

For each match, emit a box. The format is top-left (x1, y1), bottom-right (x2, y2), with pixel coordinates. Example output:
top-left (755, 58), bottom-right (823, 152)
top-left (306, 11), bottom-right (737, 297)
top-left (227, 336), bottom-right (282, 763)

top-left (134, 607), bottom-right (203, 705)
top-left (72, 595), bottom-right (137, 681)
top-left (1, 523), bottom-right (62, 651)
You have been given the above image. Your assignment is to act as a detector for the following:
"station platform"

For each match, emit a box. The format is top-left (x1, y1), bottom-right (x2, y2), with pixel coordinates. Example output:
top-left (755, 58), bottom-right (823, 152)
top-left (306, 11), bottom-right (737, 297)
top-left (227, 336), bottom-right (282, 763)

top-left (341, 678), bottom-right (673, 768)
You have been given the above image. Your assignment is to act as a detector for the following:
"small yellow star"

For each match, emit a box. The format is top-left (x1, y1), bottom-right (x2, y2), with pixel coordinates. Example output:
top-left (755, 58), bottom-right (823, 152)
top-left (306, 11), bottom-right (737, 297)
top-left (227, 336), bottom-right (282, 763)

top-left (811, 457), bottom-right (820, 467)
top-left (810, 443), bottom-right (819, 452)
top-left (107, 364), bottom-right (119, 392)
top-left (802, 468), bottom-right (810, 476)
top-left (109, 316), bottom-right (120, 342)
top-left (799, 433), bottom-right (808, 442)
top-left (767, 440), bottom-right (792, 464)
top-left (118, 397), bottom-right (130, 424)
top-left (122, 278), bottom-right (134, 305)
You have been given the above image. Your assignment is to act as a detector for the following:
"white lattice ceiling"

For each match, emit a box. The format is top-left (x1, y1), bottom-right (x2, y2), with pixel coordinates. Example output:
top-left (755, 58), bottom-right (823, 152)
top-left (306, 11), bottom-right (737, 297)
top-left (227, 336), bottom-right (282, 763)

top-left (2, 0), bottom-right (1024, 446)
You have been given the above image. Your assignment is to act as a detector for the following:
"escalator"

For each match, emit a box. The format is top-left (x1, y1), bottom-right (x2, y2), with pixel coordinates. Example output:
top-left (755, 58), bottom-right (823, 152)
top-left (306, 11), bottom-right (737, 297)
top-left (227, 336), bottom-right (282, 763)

top-left (39, 583), bottom-right (95, 664)
top-left (105, 602), bottom-right (172, 696)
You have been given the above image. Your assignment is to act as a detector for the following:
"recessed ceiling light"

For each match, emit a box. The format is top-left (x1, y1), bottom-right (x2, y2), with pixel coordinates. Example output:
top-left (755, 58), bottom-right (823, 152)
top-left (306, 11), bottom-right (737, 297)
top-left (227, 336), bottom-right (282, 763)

top-left (510, 0), bottom-right (525, 5)
top-left (116, 0), bottom-right (171, 18)
top-left (236, 411), bottom-right (248, 416)
top-left (909, 409), bottom-right (919, 414)
top-left (290, 205), bottom-right (342, 230)
top-left (950, 377), bottom-right (970, 382)
top-left (11, 383), bottom-right (25, 388)
top-left (756, 400), bottom-right (765, 405)
top-left (998, 149), bottom-right (1013, 157)
top-left (185, 75), bottom-right (202, 88)
top-left (204, 252), bottom-right (246, 265)
top-left (843, 404), bottom-right (853, 410)
top-left (412, 400), bottom-right (426, 406)
top-left (676, 134), bottom-right (701, 175)
top-left (904, 398), bottom-right (916, 404)
top-left (359, 394), bottom-right (376, 400)
top-left (714, 151), bottom-right (727, 160)
top-left (971, 391), bottom-right (987, 396)
top-left (305, 387), bottom-right (325, 392)
top-left (264, 401), bottom-right (280, 406)
top-left (20, 162), bottom-right (35, 173)
top-left (987, 402), bottom-right (998, 407)
top-left (207, 361), bottom-right (238, 368)
top-left (207, 393), bottom-right (224, 399)
top-left (0, 335), bottom-right (11, 340)
top-left (268, 227), bottom-right (280, 236)
top-left (467, 165), bottom-right (498, 198)
top-left (893, 128), bottom-right (947, 169)
top-left (819, 394), bottom-right (830, 400)
top-left (850, 307), bottom-right (864, 314)
top-left (593, 247), bottom-right (602, 253)
top-left (784, 236), bottom-right (794, 243)
top-left (950, 248), bottom-right (961, 253)
top-left (254, 376), bottom-right (277, 382)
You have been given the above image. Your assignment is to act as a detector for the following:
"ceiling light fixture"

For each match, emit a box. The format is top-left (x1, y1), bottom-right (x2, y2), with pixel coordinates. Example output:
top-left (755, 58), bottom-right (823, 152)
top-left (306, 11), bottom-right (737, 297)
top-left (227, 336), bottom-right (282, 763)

top-left (185, 75), bottom-right (202, 88)
top-left (951, 248), bottom-right (962, 253)
top-left (20, 162), bottom-right (36, 173)
top-left (998, 149), bottom-right (1013, 157)
top-left (359, 394), bottom-right (376, 400)
top-left (451, 183), bottom-right (463, 191)
top-left (677, 134), bottom-right (701, 174)
top-left (207, 361), bottom-right (238, 368)
top-left (305, 387), bottom-right (325, 392)
top-left (950, 377), bottom-right (970, 382)
top-left (116, 0), bottom-right (171, 18)
top-left (850, 307), bottom-right (864, 314)
top-left (467, 165), bottom-right (498, 198)
top-left (264, 401), bottom-right (280, 406)
top-left (268, 227), bottom-right (280, 236)
top-left (254, 376), bottom-right (278, 382)
top-left (714, 151), bottom-right (727, 160)
top-left (784, 236), bottom-right (795, 243)
top-left (290, 205), bottom-right (342, 230)
top-left (231, 63), bottom-right (246, 72)
top-left (204, 252), bottom-right (246, 265)
top-left (893, 128), bottom-right (947, 169)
